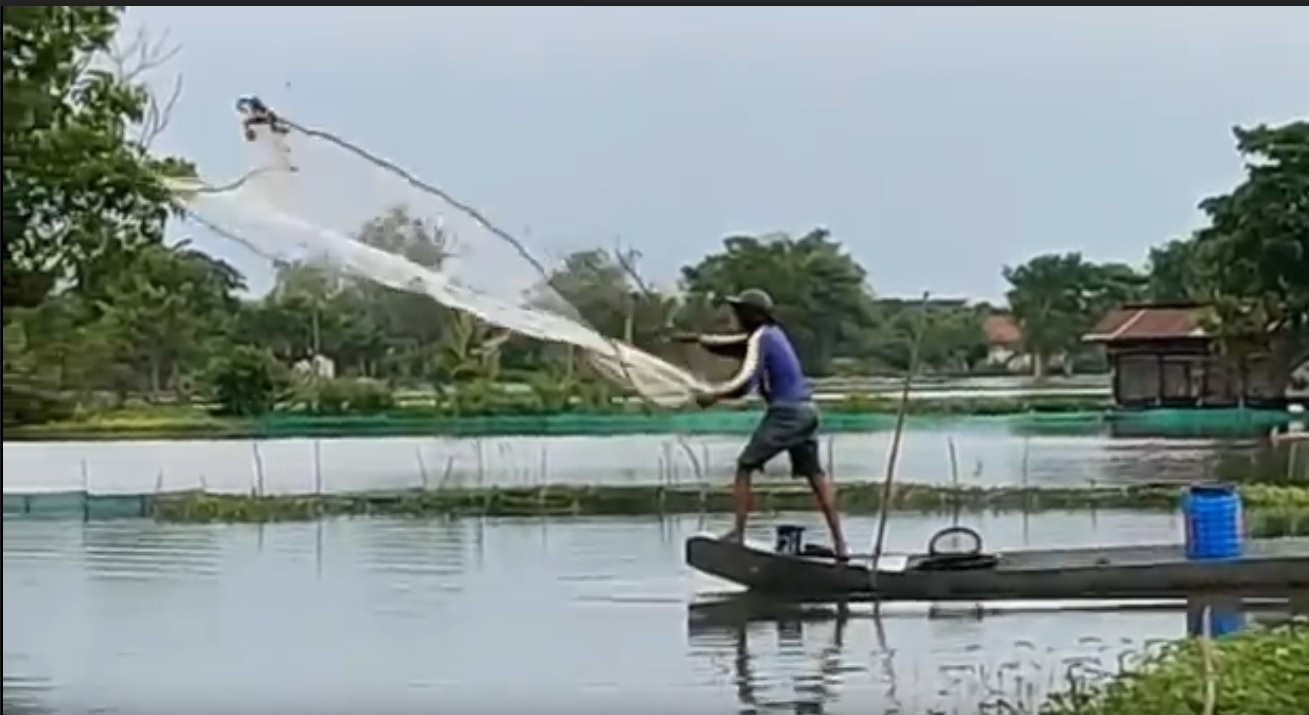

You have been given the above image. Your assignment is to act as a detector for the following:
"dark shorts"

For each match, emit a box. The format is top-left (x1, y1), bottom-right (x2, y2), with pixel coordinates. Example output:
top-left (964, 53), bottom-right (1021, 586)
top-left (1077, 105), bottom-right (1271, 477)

top-left (737, 402), bottom-right (823, 479)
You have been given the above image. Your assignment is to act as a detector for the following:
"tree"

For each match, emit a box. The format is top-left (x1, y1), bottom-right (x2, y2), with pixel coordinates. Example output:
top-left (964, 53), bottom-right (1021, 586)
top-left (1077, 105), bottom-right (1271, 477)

top-left (262, 259), bottom-right (347, 361)
top-left (202, 345), bottom-right (288, 417)
top-left (355, 204), bottom-right (449, 269)
top-left (1003, 253), bottom-right (1145, 376)
top-left (94, 243), bottom-right (244, 395)
top-left (1146, 238), bottom-right (1205, 303)
top-left (353, 204), bottom-right (453, 379)
top-left (431, 311), bottom-right (513, 413)
top-left (861, 299), bottom-right (989, 374)
top-left (545, 248), bottom-right (681, 354)
top-left (680, 230), bottom-right (877, 375)
top-left (1190, 122), bottom-right (1309, 375)
top-left (3, 9), bottom-right (191, 422)
top-left (918, 305), bottom-right (990, 374)
top-left (1, 312), bottom-right (75, 425)
top-left (549, 248), bottom-right (635, 333)
top-left (2, 7), bottom-right (188, 309)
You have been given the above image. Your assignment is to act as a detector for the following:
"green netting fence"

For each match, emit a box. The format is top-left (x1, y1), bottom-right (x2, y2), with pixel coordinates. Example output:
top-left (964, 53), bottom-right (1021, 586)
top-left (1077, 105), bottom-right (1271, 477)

top-left (5, 407), bottom-right (1296, 441)
top-left (243, 407), bottom-right (1294, 439)
top-left (247, 410), bottom-right (1092, 438)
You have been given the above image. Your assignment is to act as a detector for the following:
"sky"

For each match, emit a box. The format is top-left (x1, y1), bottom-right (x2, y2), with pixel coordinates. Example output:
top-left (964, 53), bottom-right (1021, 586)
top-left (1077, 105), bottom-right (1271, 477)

top-left (125, 6), bottom-right (1309, 302)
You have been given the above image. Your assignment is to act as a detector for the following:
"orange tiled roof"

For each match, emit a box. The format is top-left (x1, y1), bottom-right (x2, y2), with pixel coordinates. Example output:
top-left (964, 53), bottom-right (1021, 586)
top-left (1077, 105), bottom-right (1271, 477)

top-left (1083, 304), bottom-right (1210, 343)
top-left (983, 315), bottom-right (1022, 345)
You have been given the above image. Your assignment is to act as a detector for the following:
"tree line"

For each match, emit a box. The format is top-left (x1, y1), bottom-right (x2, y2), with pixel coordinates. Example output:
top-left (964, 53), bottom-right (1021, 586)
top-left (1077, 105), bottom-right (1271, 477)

top-left (3, 8), bottom-right (1305, 424)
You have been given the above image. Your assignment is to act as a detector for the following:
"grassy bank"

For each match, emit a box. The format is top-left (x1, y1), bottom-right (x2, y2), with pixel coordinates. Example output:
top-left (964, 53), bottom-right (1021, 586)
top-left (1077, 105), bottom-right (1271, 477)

top-left (98, 482), bottom-right (1309, 524)
top-left (4, 394), bottom-right (1113, 441)
top-left (1041, 620), bottom-right (1308, 715)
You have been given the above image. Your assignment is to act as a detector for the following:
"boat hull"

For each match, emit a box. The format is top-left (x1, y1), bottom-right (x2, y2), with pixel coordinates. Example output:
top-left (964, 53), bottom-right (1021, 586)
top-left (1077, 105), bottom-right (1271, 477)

top-left (685, 536), bottom-right (1309, 602)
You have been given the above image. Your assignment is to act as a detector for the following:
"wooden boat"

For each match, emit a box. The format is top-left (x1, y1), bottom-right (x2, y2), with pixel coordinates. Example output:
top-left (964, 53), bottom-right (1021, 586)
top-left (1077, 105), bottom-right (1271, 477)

top-left (685, 534), bottom-right (1309, 602)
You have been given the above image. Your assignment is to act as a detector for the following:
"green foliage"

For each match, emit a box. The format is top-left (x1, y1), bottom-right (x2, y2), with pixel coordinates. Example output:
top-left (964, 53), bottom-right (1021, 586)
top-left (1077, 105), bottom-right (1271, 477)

top-left (146, 483), bottom-right (1309, 522)
top-left (1042, 622), bottom-right (1309, 715)
top-left (1185, 123), bottom-right (1309, 392)
top-left (95, 243), bottom-right (243, 393)
top-left (866, 299), bottom-right (990, 373)
top-left (524, 367), bottom-right (578, 413)
top-left (1147, 238), bottom-right (1205, 303)
top-left (2, 314), bottom-right (60, 425)
top-left (201, 346), bottom-right (288, 417)
top-left (680, 229), bottom-right (879, 375)
top-left (295, 377), bottom-right (395, 416)
top-left (2, 7), bottom-right (188, 309)
top-left (2, 7), bottom-right (196, 420)
top-left (1004, 253), bottom-right (1146, 375)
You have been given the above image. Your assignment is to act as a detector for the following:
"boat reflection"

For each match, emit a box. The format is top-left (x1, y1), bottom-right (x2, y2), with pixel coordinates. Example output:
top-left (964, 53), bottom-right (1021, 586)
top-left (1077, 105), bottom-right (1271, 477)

top-left (688, 597), bottom-right (854, 714)
top-left (685, 593), bottom-right (1299, 715)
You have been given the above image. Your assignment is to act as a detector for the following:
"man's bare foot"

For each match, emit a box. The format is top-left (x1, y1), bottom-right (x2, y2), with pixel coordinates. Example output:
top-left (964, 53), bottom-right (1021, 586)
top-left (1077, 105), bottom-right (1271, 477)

top-left (720, 529), bottom-right (744, 543)
top-left (833, 540), bottom-right (850, 562)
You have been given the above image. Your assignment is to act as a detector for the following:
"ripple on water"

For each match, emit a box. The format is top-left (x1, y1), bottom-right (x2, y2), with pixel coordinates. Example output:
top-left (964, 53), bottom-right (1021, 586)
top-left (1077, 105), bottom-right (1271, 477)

top-left (3, 511), bottom-right (1238, 713)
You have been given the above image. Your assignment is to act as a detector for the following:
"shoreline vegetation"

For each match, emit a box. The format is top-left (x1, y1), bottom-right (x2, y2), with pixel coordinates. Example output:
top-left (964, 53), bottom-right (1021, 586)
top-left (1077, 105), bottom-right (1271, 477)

top-left (5, 391), bottom-right (1299, 442)
top-left (5, 391), bottom-right (1115, 441)
top-left (1041, 620), bottom-right (1307, 715)
top-left (10, 482), bottom-right (1304, 527)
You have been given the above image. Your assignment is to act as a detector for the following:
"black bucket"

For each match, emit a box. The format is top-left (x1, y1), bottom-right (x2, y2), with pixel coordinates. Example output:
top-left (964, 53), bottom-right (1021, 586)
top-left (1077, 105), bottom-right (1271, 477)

top-left (774, 524), bottom-right (806, 555)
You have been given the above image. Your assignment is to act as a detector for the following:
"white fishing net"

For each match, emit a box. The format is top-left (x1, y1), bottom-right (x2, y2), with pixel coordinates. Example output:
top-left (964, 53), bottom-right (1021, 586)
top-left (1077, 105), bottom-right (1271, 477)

top-left (167, 97), bottom-right (708, 407)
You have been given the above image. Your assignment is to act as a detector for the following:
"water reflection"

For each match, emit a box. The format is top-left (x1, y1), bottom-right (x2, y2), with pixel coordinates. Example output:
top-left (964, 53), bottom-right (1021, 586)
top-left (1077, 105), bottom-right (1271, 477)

top-left (690, 600), bottom-right (853, 714)
top-left (0, 512), bottom-right (1294, 713)
top-left (686, 595), bottom-right (1287, 715)
top-left (1214, 436), bottom-right (1309, 484)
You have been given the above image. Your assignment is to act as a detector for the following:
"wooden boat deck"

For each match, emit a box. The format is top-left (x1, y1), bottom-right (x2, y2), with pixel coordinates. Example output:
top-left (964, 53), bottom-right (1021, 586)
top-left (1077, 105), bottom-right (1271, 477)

top-left (965, 537), bottom-right (1309, 572)
top-left (686, 535), bottom-right (1309, 602)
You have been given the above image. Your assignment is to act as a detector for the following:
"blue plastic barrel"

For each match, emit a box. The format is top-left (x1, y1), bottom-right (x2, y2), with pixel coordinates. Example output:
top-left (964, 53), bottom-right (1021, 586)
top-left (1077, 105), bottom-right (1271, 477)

top-left (1182, 484), bottom-right (1243, 560)
top-left (775, 524), bottom-right (805, 555)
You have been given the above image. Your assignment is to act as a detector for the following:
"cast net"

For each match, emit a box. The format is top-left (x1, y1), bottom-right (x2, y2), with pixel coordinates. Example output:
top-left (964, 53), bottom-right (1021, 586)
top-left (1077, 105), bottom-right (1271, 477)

top-left (166, 97), bottom-right (708, 407)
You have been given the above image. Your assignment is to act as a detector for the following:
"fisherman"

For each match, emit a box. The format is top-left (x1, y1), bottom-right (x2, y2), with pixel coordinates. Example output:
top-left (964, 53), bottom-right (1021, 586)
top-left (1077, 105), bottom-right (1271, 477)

top-left (673, 288), bottom-right (849, 559)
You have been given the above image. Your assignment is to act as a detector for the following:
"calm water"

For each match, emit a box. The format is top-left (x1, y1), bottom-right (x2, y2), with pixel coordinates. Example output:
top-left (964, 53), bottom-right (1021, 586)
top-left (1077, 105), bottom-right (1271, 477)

top-left (3, 423), bottom-right (1273, 496)
top-left (4, 510), bottom-right (1223, 714)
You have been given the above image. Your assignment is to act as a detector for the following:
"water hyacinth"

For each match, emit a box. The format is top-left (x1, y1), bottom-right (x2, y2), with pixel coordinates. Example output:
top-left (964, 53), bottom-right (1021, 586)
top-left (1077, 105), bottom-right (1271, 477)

top-left (135, 482), bottom-right (1309, 524)
top-left (1040, 621), bottom-right (1308, 715)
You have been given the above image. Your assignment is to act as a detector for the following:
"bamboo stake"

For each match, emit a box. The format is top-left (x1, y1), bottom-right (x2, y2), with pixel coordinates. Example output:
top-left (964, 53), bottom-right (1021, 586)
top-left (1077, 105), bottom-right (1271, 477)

top-left (870, 291), bottom-right (932, 583)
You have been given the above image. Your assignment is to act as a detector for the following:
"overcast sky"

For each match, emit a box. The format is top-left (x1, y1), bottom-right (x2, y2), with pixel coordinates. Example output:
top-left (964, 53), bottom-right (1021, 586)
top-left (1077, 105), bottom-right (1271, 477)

top-left (126, 6), bottom-right (1309, 301)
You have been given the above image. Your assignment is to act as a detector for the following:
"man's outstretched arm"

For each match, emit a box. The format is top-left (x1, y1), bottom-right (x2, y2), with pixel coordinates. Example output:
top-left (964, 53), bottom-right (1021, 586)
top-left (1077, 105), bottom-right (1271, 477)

top-left (677, 332), bottom-right (750, 359)
top-left (700, 330), bottom-right (764, 403)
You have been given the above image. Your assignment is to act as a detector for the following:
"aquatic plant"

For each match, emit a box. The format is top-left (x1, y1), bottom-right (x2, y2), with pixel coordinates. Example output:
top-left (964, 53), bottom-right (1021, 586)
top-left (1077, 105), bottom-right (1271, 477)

top-left (1040, 620), bottom-right (1308, 715)
top-left (141, 483), bottom-right (1309, 524)
top-left (1248, 508), bottom-right (1309, 538)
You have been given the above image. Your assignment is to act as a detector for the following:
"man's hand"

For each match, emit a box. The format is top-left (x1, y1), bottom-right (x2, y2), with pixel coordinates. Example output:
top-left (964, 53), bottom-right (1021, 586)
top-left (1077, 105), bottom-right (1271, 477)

top-left (693, 391), bottom-right (717, 409)
top-left (668, 331), bottom-right (700, 344)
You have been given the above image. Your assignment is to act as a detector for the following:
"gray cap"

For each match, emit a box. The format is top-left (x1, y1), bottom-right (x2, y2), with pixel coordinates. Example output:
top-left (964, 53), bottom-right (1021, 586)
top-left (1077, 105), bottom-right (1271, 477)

top-left (724, 288), bottom-right (775, 312)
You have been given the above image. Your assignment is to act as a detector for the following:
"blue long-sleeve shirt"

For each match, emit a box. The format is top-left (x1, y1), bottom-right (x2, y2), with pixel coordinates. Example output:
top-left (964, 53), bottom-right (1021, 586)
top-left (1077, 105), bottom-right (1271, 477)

top-left (697, 325), bottom-right (811, 404)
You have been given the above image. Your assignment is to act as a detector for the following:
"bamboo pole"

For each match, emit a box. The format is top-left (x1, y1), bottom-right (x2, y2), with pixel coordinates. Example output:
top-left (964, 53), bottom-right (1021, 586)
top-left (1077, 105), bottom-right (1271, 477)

top-left (870, 291), bottom-right (932, 580)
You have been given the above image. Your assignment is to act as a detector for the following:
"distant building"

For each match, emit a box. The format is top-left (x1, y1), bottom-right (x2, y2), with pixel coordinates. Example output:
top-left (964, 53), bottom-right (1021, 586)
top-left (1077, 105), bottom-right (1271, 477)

top-left (982, 314), bottom-right (1032, 372)
top-left (292, 354), bottom-right (335, 379)
top-left (1083, 303), bottom-right (1295, 409)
